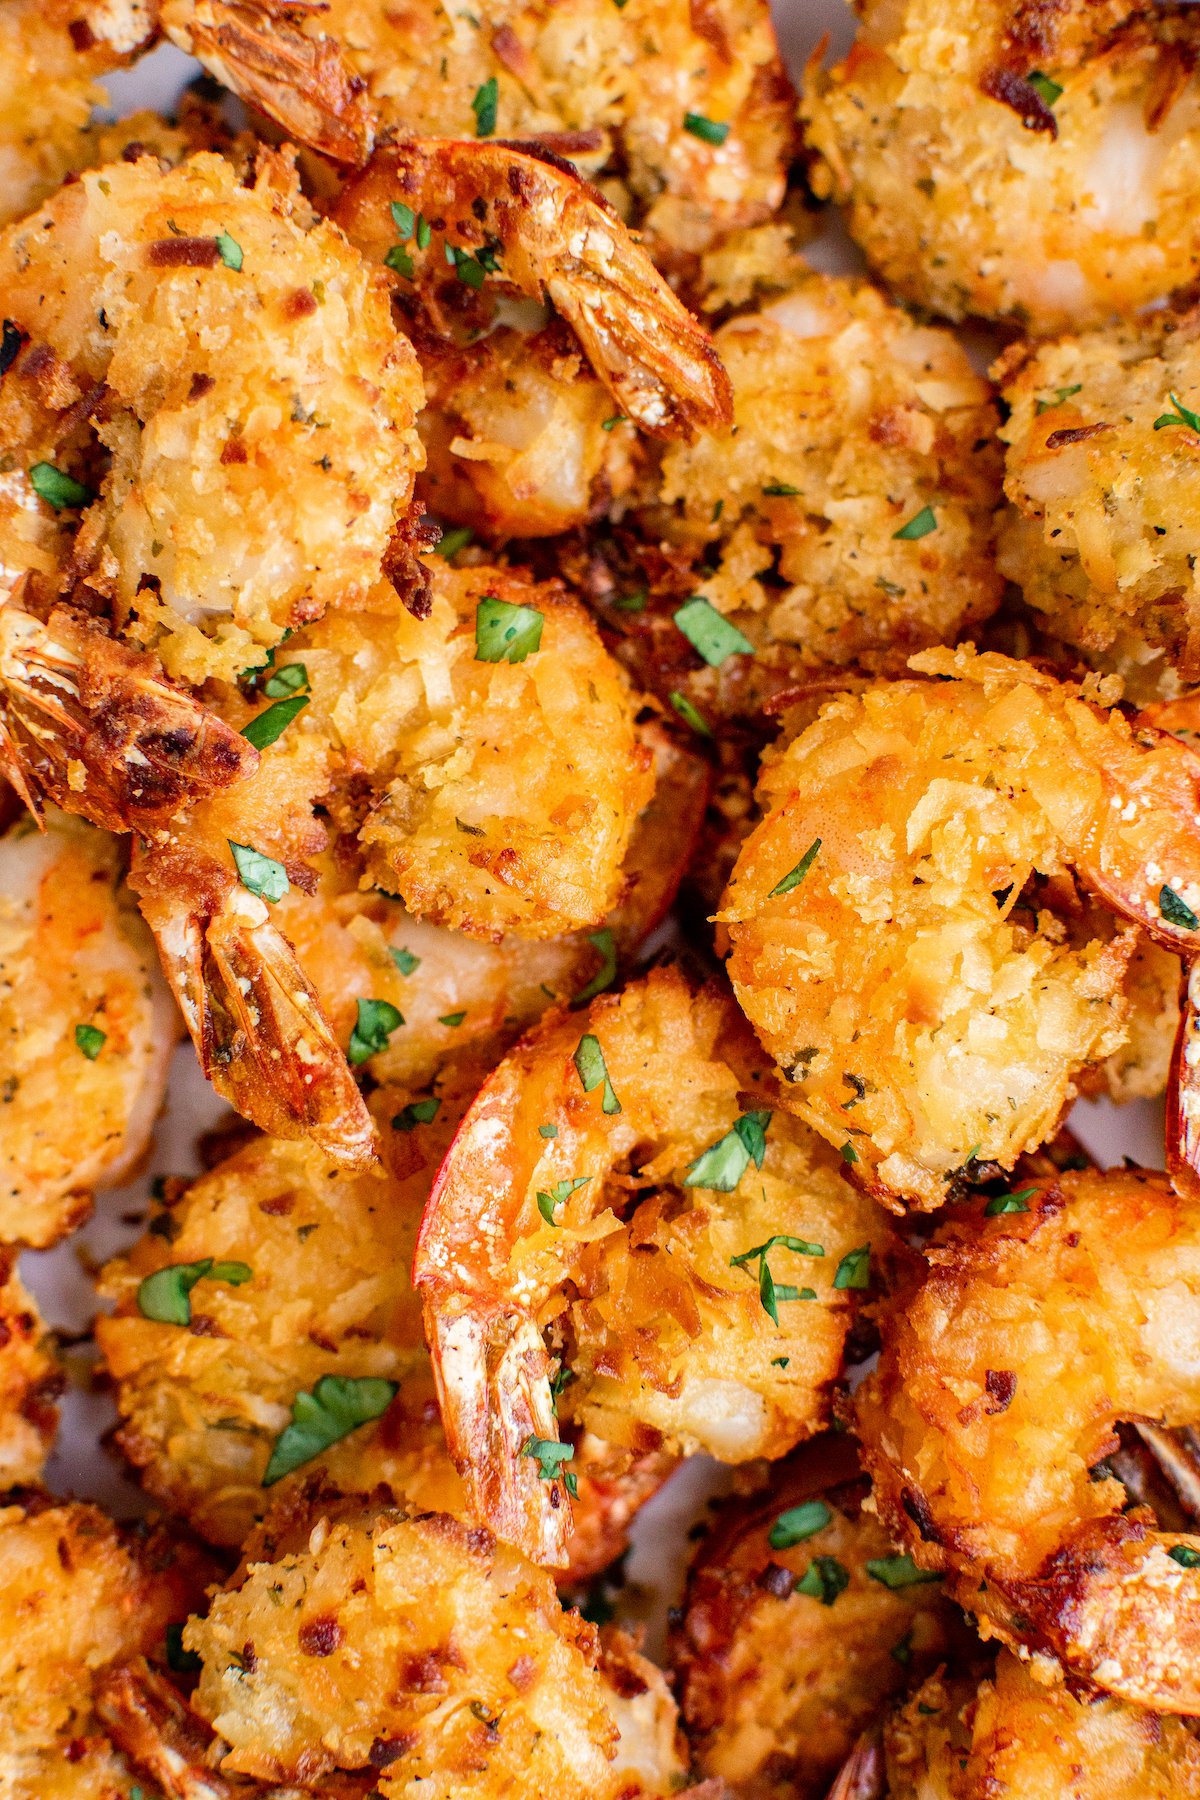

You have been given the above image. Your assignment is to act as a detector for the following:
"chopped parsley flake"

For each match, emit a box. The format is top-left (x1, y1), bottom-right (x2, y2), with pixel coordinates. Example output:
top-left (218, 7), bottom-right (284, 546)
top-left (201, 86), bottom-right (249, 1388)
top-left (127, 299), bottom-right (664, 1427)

top-left (74, 1023), bottom-right (106, 1060)
top-left (574, 1033), bottom-right (621, 1114)
top-left (263, 660), bottom-right (309, 698)
top-left (389, 945), bottom-right (420, 976)
top-left (263, 1375), bottom-right (398, 1485)
top-left (471, 75), bottom-right (498, 135)
top-left (762, 481), bottom-right (800, 497)
top-left (215, 231), bottom-right (243, 271)
top-left (348, 998), bottom-right (404, 1064)
top-left (602, 415), bottom-right (628, 431)
top-left (475, 595), bottom-right (544, 663)
top-left (866, 1553), bottom-right (942, 1589)
top-left (686, 1110), bottom-right (772, 1191)
top-left (731, 1233), bottom-right (824, 1325)
top-left (1036, 382), bottom-right (1081, 416)
top-left (1026, 70), bottom-right (1063, 107)
top-left (538, 1123), bottom-right (558, 1139)
top-left (612, 588), bottom-right (648, 613)
top-left (1154, 391), bottom-right (1200, 434)
top-left (1169, 1545), bottom-right (1200, 1568)
top-left (832, 1244), bottom-right (871, 1290)
top-left (573, 928), bottom-right (617, 1006)
top-left (392, 1096), bottom-right (441, 1132)
top-left (439, 1011), bottom-right (467, 1029)
top-left (794, 1556), bottom-right (849, 1606)
top-left (536, 1175), bottom-right (591, 1225)
top-left (768, 838), bottom-right (821, 898)
top-left (521, 1434), bottom-right (578, 1497)
top-left (984, 1187), bottom-right (1036, 1217)
top-left (241, 693), bottom-right (308, 750)
top-left (668, 690), bottom-right (712, 738)
top-left (137, 1257), bottom-right (252, 1326)
top-left (229, 841), bottom-right (289, 903)
top-left (768, 1500), bottom-right (831, 1548)
top-left (673, 595), bottom-right (753, 667)
top-left (435, 524), bottom-right (474, 558)
top-left (29, 462), bottom-right (91, 510)
top-left (839, 1142), bottom-right (858, 1165)
top-left (1160, 884), bottom-right (1199, 931)
top-left (893, 504), bottom-right (937, 541)
top-left (683, 112), bottom-right (729, 145)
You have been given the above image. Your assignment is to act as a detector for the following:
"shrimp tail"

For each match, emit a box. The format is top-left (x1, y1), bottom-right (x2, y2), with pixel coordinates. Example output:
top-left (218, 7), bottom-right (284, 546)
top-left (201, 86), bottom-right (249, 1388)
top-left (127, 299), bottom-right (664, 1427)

top-left (132, 844), bottom-right (377, 1170)
top-left (0, 603), bottom-right (253, 835)
top-left (335, 139), bottom-right (734, 439)
top-left (425, 1305), bottom-right (573, 1568)
top-left (1169, 957), bottom-right (1200, 1202)
top-left (160, 0), bottom-right (375, 163)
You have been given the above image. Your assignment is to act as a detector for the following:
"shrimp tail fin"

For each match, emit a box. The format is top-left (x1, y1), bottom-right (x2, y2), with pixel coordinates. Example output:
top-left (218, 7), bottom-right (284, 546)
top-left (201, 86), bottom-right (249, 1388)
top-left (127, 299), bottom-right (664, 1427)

top-left (160, 0), bottom-right (375, 163)
top-left (425, 1305), bottom-right (573, 1568)
top-left (133, 845), bottom-right (377, 1170)
top-left (0, 603), bottom-right (254, 836)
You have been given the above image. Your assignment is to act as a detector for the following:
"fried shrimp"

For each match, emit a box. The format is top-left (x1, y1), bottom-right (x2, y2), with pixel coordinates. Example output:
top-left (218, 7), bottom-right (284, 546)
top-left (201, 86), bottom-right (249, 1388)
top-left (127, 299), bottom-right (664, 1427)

top-left (334, 139), bottom-right (733, 443)
top-left (668, 1433), bottom-right (967, 1800)
top-left (0, 0), bottom-right (154, 228)
top-left (0, 147), bottom-right (424, 684)
top-left (158, 0), bottom-right (794, 263)
top-left (997, 301), bottom-right (1200, 688)
top-left (0, 1496), bottom-right (215, 1800)
top-left (649, 270), bottom-right (1003, 672)
top-left (721, 646), bottom-right (1200, 1210)
top-left (0, 806), bottom-right (176, 1247)
top-left (184, 1498), bottom-right (684, 1797)
top-left (415, 965), bottom-right (887, 1566)
top-left (884, 1653), bottom-right (1200, 1798)
top-left (802, 0), bottom-right (1200, 332)
top-left (854, 1166), bottom-right (1200, 1711)
top-left (276, 721), bottom-right (706, 1088)
top-left (0, 1252), bottom-right (60, 1484)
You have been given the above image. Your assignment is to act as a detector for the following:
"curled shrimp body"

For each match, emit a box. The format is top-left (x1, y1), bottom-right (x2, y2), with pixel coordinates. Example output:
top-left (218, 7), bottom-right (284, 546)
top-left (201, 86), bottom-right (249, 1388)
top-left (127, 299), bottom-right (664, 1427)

top-left (183, 1498), bottom-right (686, 1796)
top-left (997, 301), bottom-right (1200, 689)
top-left (333, 138), bottom-right (733, 442)
top-left (0, 1251), bottom-right (59, 1485)
top-left (0, 1497), bottom-right (216, 1800)
top-left (415, 965), bottom-right (888, 1566)
top-left (721, 646), bottom-right (1200, 1211)
top-left (668, 1433), bottom-right (969, 1800)
top-left (159, 0), bottom-right (794, 264)
top-left (855, 1167), bottom-right (1200, 1711)
top-left (0, 148), bottom-right (424, 684)
top-left (0, 807), bottom-right (176, 1248)
top-left (650, 271), bottom-right (1004, 674)
top-left (802, 0), bottom-right (1200, 333)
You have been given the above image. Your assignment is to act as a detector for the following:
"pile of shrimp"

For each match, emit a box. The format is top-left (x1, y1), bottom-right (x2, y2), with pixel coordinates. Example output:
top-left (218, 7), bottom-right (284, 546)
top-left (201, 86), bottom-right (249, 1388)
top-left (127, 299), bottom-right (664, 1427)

top-left (8, 0), bottom-right (1200, 1791)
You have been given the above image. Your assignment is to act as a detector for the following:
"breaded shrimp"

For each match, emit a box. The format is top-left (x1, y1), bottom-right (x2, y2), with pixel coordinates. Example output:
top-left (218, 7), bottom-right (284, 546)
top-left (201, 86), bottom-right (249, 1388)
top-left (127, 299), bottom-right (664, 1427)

top-left (183, 1498), bottom-right (684, 1796)
top-left (884, 1653), bottom-right (1200, 1798)
top-left (415, 966), bottom-right (888, 1565)
top-left (0, 806), bottom-right (176, 1248)
top-left (802, 0), bottom-right (1200, 332)
top-left (721, 646), bottom-right (1200, 1210)
top-left (0, 148), bottom-right (424, 684)
top-left (651, 271), bottom-right (1003, 673)
top-left (333, 139), bottom-right (733, 442)
top-left (0, 0), bottom-right (154, 228)
top-left (0, 1495), bottom-right (216, 1800)
top-left (998, 300), bottom-right (1200, 687)
top-left (97, 1085), bottom-right (466, 1549)
top-left (158, 0), bottom-right (795, 264)
top-left (0, 1252), bottom-right (60, 1484)
top-left (668, 1433), bottom-right (969, 1800)
top-left (855, 1167), bottom-right (1200, 1711)
top-left (276, 720), bottom-right (706, 1088)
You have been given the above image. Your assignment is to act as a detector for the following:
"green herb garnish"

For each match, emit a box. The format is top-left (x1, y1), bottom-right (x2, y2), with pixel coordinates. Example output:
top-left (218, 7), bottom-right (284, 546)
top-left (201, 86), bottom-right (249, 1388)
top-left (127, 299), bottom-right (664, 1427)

top-left (521, 1434), bottom-right (578, 1497)
top-left (475, 595), bottom-right (544, 663)
top-left (471, 75), bottom-right (498, 135)
top-left (683, 112), bottom-right (729, 145)
top-left (893, 504), bottom-right (937, 541)
top-left (866, 1554), bottom-right (942, 1589)
top-left (229, 841), bottom-right (288, 903)
top-left (832, 1244), bottom-right (871, 1290)
top-left (574, 1033), bottom-right (621, 1114)
top-left (536, 1175), bottom-right (591, 1225)
top-left (768, 838), bottom-right (820, 898)
top-left (30, 462), bottom-right (91, 510)
top-left (685, 1110), bottom-right (772, 1191)
top-left (768, 1500), bottom-right (831, 1548)
top-left (137, 1257), bottom-right (252, 1326)
top-left (262, 1374), bottom-right (398, 1485)
top-left (794, 1556), bottom-right (849, 1606)
top-left (392, 1097), bottom-right (440, 1132)
top-left (673, 595), bottom-right (753, 667)
top-left (348, 998), bottom-right (404, 1064)
top-left (75, 1023), bottom-right (106, 1060)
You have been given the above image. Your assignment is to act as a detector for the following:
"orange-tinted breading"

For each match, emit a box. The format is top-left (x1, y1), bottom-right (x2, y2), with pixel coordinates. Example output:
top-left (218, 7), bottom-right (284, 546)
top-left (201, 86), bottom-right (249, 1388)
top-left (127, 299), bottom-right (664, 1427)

top-left (185, 1500), bottom-right (683, 1796)
top-left (669, 1434), bottom-right (968, 1799)
top-left (856, 1167), bottom-right (1200, 1711)
top-left (803, 0), bottom-right (1200, 332)
top-left (885, 1654), bottom-right (1200, 1798)
top-left (721, 648), bottom-right (1200, 1209)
